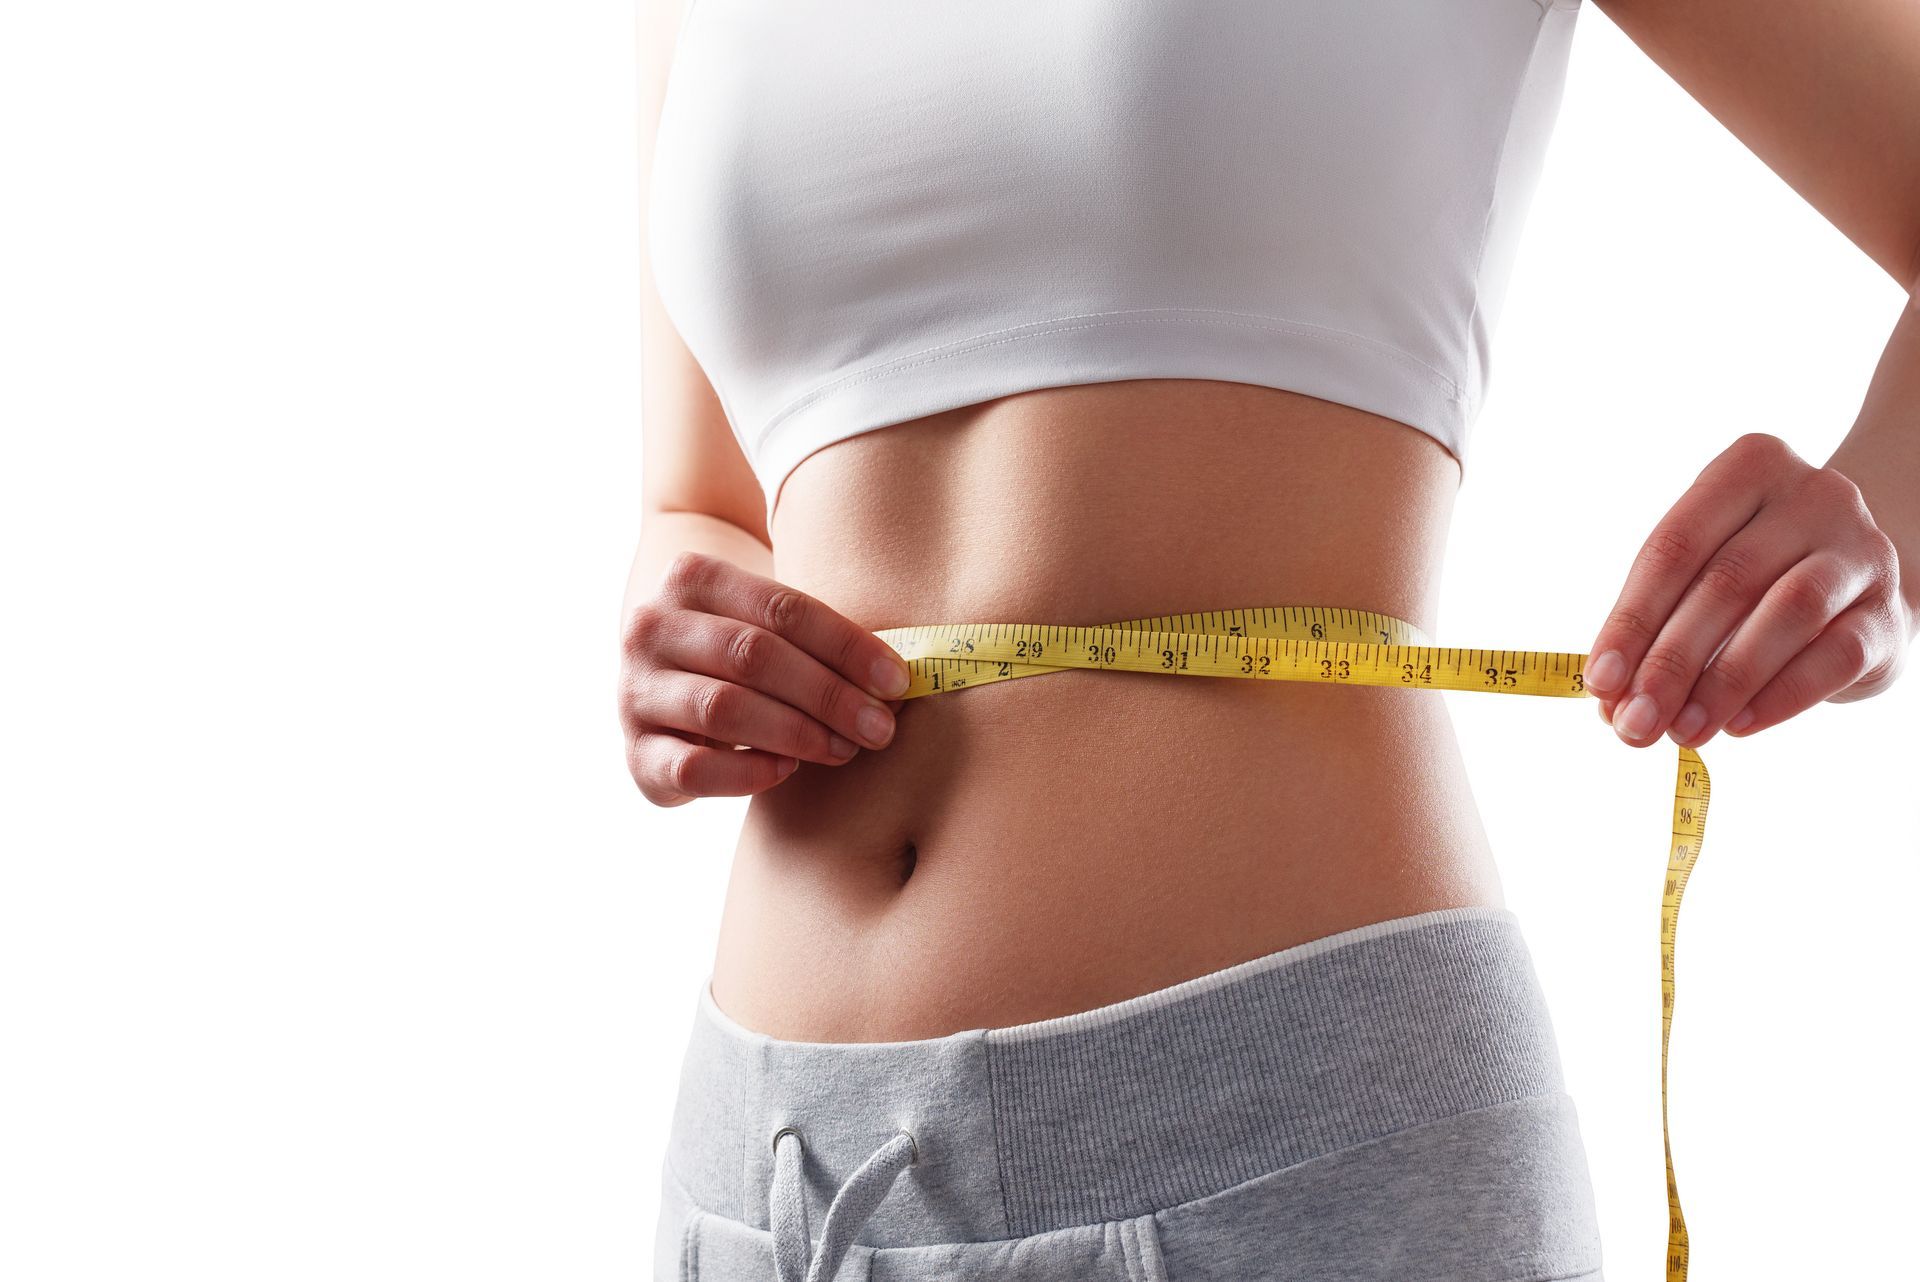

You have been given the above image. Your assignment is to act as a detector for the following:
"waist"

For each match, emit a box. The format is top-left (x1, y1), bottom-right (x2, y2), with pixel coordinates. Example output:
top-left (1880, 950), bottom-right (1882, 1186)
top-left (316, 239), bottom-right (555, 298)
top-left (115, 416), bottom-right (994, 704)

top-left (764, 378), bottom-right (1459, 633)
top-left (710, 380), bottom-right (1494, 1042)
top-left (716, 662), bottom-right (1501, 1036)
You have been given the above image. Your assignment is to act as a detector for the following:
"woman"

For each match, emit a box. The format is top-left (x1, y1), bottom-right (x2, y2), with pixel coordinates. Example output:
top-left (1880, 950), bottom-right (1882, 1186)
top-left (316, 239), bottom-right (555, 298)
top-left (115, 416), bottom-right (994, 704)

top-left (624, 1), bottom-right (1919, 1278)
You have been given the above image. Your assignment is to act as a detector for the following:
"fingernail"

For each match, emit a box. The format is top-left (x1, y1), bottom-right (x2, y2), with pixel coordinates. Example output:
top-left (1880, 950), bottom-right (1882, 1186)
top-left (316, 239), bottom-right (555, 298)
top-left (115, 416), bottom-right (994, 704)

top-left (1586, 650), bottom-right (1626, 693)
top-left (828, 733), bottom-right (860, 760)
top-left (869, 654), bottom-right (910, 698)
top-left (1670, 701), bottom-right (1708, 743)
top-left (1615, 692), bottom-right (1659, 739)
top-left (777, 756), bottom-right (799, 776)
top-left (1727, 707), bottom-right (1756, 733)
top-left (857, 705), bottom-right (894, 748)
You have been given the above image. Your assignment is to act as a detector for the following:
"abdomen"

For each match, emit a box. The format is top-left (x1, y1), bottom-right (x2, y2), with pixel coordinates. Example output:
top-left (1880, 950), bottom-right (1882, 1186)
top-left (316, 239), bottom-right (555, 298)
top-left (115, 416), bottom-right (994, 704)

top-left (707, 379), bottom-right (1505, 1043)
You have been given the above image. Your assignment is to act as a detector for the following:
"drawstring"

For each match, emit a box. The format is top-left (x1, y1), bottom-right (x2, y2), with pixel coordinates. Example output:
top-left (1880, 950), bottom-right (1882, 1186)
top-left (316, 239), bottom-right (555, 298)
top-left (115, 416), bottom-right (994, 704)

top-left (770, 1126), bottom-right (918, 1282)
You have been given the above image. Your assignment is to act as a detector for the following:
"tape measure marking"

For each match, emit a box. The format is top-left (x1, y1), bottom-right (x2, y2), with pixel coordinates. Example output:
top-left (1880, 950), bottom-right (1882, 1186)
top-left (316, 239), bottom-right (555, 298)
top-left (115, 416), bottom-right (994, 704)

top-left (875, 605), bottom-right (1707, 1282)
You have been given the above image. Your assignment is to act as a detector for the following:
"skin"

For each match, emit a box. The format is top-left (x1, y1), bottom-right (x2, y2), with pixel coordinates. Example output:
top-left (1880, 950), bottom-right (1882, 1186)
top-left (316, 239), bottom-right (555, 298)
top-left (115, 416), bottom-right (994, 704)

top-left (1586, 425), bottom-right (1915, 747)
top-left (1577, 0), bottom-right (1920, 745)
top-left (624, 0), bottom-right (1920, 1042)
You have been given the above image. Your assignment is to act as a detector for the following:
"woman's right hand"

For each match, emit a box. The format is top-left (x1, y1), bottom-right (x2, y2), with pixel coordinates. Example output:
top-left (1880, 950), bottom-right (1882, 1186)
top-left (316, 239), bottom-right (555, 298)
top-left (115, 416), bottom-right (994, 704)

top-left (620, 550), bottom-right (913, 808)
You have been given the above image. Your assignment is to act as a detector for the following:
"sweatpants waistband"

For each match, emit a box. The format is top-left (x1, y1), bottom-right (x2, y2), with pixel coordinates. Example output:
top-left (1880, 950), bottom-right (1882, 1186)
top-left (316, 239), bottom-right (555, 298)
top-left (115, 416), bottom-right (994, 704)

top-left (661, 905), bottom-right (1567, 1246)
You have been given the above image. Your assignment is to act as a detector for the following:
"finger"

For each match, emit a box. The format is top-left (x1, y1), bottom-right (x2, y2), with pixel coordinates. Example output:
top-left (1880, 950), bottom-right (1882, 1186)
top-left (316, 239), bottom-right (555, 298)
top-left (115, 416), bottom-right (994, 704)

top-left (1585, 434), bottom-right (1791, 700)
top-left (1664, 551), bottom-right (1872, 747)
top-left (655, 609), bottom-right (896, 751)
top-left (619, 645), bottom-right (748, 755)
top-left (1604, 515), bottom-right (1811, 745)
top-left (657, 551), bottom-right (912, 701)
top-left (632, 669), bottom-right (865, 765)
top-left (628, 728), bottom-right (799, 805)
top-left (1723, 596), bottom-right (1902, 738)
top-left (621, 604), bottom-right (884, 754)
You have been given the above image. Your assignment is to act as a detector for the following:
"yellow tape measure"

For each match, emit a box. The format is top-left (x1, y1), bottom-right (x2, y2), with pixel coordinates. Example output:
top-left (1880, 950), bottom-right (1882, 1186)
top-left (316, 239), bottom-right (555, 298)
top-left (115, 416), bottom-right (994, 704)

top-left (873, 605), bottom-right (1708, 1282)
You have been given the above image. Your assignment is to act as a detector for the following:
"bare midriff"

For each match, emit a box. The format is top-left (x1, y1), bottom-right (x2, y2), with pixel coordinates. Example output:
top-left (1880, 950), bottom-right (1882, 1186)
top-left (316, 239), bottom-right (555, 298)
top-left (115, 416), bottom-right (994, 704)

top-left (707, 377), bottom-right (1503, 1043)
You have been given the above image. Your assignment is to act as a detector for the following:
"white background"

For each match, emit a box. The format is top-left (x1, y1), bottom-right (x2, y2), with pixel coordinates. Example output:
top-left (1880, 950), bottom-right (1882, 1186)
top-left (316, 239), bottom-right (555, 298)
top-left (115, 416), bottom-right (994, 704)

top-left (3, 3), bottom-right (1914, 1279)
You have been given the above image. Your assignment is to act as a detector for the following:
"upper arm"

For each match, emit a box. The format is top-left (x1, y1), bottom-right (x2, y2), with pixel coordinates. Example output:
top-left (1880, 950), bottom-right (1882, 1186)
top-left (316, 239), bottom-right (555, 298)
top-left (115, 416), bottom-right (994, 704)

top-left (1591, 0), bottom-right (1920, 294)
top-left (639, 0), bottom-right (770, 547)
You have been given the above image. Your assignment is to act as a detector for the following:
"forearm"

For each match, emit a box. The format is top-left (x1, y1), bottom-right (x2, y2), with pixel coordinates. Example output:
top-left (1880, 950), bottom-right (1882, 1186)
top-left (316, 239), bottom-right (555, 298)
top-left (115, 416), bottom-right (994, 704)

top-left (622, 508), bottom-right (774, 625)
top-left (1822, 286), bottom-right (1920, 637)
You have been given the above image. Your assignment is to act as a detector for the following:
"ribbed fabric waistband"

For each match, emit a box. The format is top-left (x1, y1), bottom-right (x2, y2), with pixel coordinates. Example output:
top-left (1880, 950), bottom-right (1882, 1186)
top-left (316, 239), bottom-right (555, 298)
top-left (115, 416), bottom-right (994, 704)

top-left (661, 905), bottom-right (1565, 1247)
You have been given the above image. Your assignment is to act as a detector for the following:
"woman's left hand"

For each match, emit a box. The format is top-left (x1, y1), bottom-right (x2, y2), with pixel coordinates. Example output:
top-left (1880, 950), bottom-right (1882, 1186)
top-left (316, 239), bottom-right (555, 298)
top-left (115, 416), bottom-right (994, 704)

top-left (1583, 432), bottom-right (1912, 749)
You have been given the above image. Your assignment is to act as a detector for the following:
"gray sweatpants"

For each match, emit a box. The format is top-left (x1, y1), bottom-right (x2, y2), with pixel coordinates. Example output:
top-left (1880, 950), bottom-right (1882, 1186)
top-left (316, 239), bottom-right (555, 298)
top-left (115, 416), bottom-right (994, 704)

top-left (651, 906), bottom-right (1604, 1282)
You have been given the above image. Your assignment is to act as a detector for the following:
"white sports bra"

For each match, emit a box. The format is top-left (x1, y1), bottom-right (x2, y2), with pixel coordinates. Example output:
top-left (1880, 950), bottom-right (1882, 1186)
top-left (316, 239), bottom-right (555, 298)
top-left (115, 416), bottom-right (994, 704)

top-left (648, 0), bottom-right (1584, 524)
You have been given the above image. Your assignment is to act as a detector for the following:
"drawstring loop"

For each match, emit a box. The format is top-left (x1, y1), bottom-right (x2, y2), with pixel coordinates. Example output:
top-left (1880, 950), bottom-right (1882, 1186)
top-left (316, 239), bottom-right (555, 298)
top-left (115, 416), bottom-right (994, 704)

top-left (770, 1126), bottom-right (918, 1282)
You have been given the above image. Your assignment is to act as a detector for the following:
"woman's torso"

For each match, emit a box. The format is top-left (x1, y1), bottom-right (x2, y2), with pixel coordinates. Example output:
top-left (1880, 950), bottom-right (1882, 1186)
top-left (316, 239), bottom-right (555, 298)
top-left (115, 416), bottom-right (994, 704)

top-left (709, 379), bottom-right (1502, 1043)
top-left (650, 0), bottom-right (1586, 1041)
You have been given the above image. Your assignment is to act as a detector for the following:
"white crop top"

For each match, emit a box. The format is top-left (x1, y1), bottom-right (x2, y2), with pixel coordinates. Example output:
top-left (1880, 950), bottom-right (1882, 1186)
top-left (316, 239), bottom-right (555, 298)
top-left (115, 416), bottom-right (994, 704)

top-left (648, 0), bottom-right (1584, 524)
